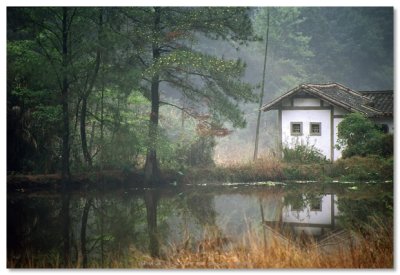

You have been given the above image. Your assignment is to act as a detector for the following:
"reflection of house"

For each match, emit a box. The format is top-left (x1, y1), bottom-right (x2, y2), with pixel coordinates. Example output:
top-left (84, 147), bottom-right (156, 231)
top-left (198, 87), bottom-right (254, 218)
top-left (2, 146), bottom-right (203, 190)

top-left (261, 83), bottom-right (393, 160)
top-left (264, 194), bottom-right (340, 242)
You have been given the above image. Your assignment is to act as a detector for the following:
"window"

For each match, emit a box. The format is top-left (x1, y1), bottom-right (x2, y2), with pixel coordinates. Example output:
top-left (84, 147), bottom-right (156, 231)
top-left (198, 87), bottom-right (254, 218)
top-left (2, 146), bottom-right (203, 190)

top-left (310, 197), bottom-right (322, 211)
top-left (291, 122), bottom-right (303, 136)
top-left (310, 122), bottom-right (321, 136)
top-left (378, 124), bottom-right (389, 134)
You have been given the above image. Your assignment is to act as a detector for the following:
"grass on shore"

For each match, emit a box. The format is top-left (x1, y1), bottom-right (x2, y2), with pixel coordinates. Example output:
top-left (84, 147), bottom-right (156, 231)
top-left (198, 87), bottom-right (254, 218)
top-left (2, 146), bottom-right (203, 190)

top-left (181, 155), bottom-right (393, 184)
top-left (8, 215), bottom-right (392, 269)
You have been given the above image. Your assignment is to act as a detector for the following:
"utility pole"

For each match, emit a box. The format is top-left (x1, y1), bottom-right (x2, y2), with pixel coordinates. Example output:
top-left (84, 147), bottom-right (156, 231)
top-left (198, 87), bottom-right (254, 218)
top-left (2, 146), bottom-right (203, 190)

top-left (253, 8), bottom-right (270, 161)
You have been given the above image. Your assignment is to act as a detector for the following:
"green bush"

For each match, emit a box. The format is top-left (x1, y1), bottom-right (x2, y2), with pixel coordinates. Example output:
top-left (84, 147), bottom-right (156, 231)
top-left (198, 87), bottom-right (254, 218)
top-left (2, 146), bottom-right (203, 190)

top-left (336, 113), bottom-right (393, 158)
top-left (282, 142), bottom-right (327, 164)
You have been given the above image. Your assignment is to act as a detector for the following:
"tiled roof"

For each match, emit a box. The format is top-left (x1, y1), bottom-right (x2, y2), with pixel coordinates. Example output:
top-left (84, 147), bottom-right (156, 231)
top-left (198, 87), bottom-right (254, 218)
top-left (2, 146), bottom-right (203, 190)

top-left (358, 90), bottom-right (393, 116)
top-left (261, 82), bottom-right (392, 117)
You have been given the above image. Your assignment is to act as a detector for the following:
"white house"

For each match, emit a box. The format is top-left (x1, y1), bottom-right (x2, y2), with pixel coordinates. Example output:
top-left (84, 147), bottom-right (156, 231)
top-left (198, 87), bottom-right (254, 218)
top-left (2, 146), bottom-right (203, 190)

top-left (261, 83), bottom-right (393, 161)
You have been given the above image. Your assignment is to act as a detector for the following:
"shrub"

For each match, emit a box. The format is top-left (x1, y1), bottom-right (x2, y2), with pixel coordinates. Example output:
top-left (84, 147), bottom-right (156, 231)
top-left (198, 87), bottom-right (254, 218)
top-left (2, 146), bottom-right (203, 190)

top-left (330, 155), bottom-right (393, 181)
top-left (282, 142), bottom-right (327, 164)
top-left (336, 113), bottom-right (393, 158)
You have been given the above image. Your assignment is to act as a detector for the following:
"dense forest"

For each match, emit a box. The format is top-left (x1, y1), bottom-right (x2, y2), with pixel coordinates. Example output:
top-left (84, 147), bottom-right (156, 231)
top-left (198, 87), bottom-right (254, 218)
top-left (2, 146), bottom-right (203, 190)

top-left (7, 7), bottom-right (393, 184)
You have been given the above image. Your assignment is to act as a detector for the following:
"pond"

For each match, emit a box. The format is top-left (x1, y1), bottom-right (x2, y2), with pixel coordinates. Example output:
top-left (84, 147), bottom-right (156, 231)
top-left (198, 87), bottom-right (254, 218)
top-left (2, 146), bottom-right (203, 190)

top-left (7, 181), bottom-right (393, 268)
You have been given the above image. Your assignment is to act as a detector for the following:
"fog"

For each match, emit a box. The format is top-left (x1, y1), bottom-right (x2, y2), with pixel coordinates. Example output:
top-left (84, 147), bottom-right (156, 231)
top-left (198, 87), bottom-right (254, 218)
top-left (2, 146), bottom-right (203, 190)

top-left (164, 7), bottom-right (394, 163)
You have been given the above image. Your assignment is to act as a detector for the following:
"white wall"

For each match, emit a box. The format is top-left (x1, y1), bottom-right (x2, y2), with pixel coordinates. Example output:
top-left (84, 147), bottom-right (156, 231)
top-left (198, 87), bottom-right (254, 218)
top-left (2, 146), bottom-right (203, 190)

top-left (282, 109), bottom-right (331, 159)
top-left (293, 98), bottom-right (320, 107)
top-left (333, 106), bottom-right (348, 115)
top-left (284, 195), bottom-right (335, 224)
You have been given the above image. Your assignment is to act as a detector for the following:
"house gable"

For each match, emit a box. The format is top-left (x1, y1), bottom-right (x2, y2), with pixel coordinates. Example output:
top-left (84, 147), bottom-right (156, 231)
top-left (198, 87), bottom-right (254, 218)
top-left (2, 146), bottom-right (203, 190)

top-left (263, 83), bottom-right (393, 161)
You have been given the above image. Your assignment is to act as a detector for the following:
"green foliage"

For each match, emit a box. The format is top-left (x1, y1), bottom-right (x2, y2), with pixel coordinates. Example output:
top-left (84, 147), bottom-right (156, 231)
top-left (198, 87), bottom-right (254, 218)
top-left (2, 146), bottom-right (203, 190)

top-left (282, 142), bottom-right (327, 164)
top-left (336, 113), bottom-right (392, 158)
top-left (379, 134), bottom-right (394, 157)
top-left (125, 101), bottom-right (216, 172)
top-left (185, 136), bottom-right (216, 167)
top-left (145, 50), bottom-right (255, 128)
top-left (330, 155), bottom-right (393, 181)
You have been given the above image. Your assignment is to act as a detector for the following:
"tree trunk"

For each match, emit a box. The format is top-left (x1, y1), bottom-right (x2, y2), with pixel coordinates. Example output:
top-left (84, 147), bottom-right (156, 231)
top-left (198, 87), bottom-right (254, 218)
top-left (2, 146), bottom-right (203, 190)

top-left (253, 8), bottom-right (270, 161)
top-left (144, 73), bottom-right (160, 184)
top-left (61, 7), bottom-right (71, 266)
top-left (61, 7), bottom-right (70, 184)
top-left (144, 8), bottom-right (161, 185)
top-left (80, 96), bottom-right (92, 167)
top-left (80, 9), bottom-right (102, 168)
top-left (88, 103), bottom-right (98, 153)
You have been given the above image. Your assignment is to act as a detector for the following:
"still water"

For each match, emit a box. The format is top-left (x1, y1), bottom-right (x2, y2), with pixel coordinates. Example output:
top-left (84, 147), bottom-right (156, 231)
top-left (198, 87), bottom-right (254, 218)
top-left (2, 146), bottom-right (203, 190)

top-left (7, 181), bottom-right (393, 267)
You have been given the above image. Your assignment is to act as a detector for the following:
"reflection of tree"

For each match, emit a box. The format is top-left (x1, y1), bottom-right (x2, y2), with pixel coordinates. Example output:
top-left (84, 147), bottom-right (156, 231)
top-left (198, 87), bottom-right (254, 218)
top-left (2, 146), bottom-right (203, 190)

top-left (144, 190), bottom-right (160, 257)
top-left (82, 194), bottom-right (148, 264)
top-left (337, 193), bottom-right (393, 231)
top-left (284, 193), bottom-right (306, 211)
top-left (184, 192), bottom-right (230, 251)
top-left (7, 196), bottom-right (62, 266)
top-left (60, 191), bottom-right (71, 267)
top-left (80, 197), bottom-right (93, 268)
top-left (186, 193), bottom-right (216, 226)
top-left (283, 192), bottom-right (324, 213)
top-left (8, 190), bottom-right (165, 266)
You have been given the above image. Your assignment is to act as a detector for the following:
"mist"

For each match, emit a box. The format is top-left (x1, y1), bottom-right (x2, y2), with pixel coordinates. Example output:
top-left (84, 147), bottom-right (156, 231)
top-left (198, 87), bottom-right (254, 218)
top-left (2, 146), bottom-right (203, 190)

top-left (182, 7), bottom-right (394, 163)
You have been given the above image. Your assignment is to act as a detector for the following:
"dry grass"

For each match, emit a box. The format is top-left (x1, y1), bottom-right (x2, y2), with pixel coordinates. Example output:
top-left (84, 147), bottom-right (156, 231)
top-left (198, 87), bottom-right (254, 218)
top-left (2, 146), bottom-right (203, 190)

top-left (140, 221), bottom-right (393, 269)
top-left (183, 155), bottom-right (285, 184)
top-left (8, 218), bottom-right (393, 269)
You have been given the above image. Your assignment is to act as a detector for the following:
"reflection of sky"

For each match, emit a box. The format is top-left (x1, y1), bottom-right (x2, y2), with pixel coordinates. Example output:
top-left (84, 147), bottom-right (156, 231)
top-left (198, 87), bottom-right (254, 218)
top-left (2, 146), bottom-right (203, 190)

top-left (214, 194), bottom-right (282, 237)
top-left (164, 193), bottom-right (283, 245)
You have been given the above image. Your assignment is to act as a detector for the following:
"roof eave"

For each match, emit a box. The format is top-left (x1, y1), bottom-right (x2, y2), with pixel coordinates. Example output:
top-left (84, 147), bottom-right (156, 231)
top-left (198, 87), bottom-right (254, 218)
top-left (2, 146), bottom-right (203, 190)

top-left (261, 85), bottom-right (302, 112)
top-left (261, 83), bottom-right (386, 116)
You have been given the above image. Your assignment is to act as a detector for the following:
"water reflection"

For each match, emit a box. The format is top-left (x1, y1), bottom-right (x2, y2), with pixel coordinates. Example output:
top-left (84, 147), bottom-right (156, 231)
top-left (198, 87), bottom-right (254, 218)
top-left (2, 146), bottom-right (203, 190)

top-left (144, 189), bottom-right (159, 258)
top-left (264, 194), bottom-right (340, 246)
top-left (7, 182), bottom-right (392, 267)
top-left (60, 191), bottom-right (71, 266)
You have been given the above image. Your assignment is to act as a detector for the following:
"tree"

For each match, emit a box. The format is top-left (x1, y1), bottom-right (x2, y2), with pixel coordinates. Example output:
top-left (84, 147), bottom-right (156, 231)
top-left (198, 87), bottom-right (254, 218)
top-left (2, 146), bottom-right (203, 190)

top-left (121, 7), bottom-right (257, 184)
top-left (336, 113), bottom-right (391, 158)
top-left (76, 8), bottom-right (103, 168)
top-left (7, 8), bottom-right (78, 182)
top-left (8, 7), bottom-right (147, 174)
top-left (8, 8), bottom-right (64, 173)
top-left (253, 8), bottom-right (270, 161)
